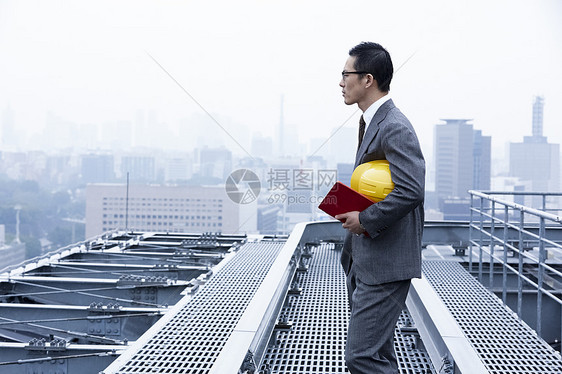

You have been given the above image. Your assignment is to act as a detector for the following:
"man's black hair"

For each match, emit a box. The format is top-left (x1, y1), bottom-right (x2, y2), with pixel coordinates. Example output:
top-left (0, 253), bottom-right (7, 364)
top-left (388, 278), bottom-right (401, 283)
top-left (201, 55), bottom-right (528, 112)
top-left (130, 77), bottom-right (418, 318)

top-left (349, 42), bottom-right (393, 92)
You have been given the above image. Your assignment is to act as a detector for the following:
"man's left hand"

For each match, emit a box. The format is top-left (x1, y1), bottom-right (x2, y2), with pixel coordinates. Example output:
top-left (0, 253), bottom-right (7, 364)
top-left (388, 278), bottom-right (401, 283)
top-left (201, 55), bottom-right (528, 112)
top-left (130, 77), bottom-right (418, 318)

top-left (335, 211), bottom-right (366, 235)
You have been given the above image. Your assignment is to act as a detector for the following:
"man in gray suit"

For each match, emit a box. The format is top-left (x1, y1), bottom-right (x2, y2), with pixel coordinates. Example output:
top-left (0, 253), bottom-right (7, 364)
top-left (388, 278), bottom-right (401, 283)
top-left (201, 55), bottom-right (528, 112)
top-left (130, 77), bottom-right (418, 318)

top-left (335, 42), bottom-right (425, 374)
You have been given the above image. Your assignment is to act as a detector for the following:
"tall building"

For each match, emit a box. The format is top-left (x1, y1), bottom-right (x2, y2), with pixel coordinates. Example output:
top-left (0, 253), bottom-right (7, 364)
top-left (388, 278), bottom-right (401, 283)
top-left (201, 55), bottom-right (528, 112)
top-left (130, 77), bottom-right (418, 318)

top-left (532, 96), bottom-right (545, 140)
top-left (85, 184), bottom-right (246, 238)
top-left (434, 119), bottom-right (491, 209)
top-left (81, 154), bottom-right (115, 184)
top-left (165, 156), bottom-right (192, 182)
top-left (198, 147), bottom-right (232, 180)
top-left (120, 155), bottom-right (156, 182)
top-left (509, 96), bottom-right (560, 203)
top-left (257, 205), bottom-right (280, 234)
top-left (251, 133), bottom-right (273, 159)
top-left (336, 163), bottom-right (354, 186)
top-left (473, 129), bottom-right (491, 191)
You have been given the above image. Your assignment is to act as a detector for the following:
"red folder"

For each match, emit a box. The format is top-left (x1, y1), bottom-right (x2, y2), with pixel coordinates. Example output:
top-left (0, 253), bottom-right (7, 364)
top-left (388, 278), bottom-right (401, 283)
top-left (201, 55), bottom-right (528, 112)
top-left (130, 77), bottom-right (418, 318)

top-left (318, 182), bottom-right (375, 220)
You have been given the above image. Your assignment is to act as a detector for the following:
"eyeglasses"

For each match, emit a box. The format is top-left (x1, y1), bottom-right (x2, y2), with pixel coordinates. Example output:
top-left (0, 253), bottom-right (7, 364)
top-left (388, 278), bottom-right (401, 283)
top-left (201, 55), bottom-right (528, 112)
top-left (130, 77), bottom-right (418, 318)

top-left (341, 71), bottom-right (370, 78)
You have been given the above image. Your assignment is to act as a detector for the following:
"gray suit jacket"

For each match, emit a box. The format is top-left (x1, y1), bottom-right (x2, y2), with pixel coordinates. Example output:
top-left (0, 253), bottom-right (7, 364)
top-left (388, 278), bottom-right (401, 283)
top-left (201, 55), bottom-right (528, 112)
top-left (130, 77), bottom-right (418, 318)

top-left (341, 99), bottom-right (425, 285)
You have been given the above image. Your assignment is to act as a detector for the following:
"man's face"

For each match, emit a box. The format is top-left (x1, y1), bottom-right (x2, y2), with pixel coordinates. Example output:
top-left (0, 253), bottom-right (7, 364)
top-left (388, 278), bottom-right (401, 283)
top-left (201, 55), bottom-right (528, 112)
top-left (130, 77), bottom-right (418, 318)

top-left (340, 56), bottom-right (366, 106)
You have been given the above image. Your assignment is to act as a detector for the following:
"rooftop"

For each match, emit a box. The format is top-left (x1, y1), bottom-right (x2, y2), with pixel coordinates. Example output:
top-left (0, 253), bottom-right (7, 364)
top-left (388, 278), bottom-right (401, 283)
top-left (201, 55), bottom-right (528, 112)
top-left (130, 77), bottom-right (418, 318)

top-left (0, 191), bottom-right (561, 373)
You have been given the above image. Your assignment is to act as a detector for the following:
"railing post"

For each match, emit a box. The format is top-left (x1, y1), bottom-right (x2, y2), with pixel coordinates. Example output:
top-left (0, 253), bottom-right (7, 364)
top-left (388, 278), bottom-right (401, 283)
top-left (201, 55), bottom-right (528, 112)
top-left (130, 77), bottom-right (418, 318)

top-left (469, 193), bottom-right (474, 272)
top-left (537, 216), bottom-right (546, 338)
top-left (502, 205), bottom-right (508, 304)
top-left (489, 201), bottom-right (495, 289)
top-left (478, 197), bottom-right (484, 282)
top-left (517, 209), bottom-right (524, 319)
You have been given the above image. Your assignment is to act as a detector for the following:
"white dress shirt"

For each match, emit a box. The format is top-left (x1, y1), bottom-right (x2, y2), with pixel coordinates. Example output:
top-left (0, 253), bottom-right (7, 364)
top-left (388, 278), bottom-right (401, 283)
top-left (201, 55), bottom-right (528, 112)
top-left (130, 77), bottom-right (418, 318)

top-left (362, 94), bottom-right (391, 129)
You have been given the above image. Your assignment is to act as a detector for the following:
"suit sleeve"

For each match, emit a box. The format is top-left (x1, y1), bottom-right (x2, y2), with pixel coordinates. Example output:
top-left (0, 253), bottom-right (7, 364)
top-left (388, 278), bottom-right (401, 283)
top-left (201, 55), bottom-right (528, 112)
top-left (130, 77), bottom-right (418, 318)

top-left (358, 111), bottom-right (425, 238)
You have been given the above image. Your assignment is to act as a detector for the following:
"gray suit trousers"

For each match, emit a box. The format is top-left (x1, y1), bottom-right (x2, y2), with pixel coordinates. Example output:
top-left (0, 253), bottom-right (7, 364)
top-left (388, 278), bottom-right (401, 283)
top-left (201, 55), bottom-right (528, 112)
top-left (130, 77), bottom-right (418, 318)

top-left (345, 264), bottom-right (411, 374)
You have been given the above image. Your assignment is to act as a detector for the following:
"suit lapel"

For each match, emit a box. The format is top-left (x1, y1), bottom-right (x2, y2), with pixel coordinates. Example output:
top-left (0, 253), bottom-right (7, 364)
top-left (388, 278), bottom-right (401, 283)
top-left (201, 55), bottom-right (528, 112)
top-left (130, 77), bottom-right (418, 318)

top-left (354, 99), bottom-right (395, 167)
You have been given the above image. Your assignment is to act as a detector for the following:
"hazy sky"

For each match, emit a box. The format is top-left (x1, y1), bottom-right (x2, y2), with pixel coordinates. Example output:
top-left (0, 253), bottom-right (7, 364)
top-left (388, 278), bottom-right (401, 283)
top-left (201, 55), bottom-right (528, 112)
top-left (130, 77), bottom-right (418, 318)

top-left (1, 0), bottom-right (561, 162)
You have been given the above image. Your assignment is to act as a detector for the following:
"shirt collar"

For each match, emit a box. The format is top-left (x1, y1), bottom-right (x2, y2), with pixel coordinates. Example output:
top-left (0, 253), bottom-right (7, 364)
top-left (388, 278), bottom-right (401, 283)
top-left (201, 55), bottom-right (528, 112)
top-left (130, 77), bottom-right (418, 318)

top-left (362, 94), bottom-right (391, 127)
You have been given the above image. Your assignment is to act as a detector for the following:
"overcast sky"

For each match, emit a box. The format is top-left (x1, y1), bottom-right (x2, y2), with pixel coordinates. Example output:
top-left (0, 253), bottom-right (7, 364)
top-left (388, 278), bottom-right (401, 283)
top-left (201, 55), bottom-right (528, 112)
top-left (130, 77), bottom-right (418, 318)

top-left (1, 0), bottom-right (561, 162)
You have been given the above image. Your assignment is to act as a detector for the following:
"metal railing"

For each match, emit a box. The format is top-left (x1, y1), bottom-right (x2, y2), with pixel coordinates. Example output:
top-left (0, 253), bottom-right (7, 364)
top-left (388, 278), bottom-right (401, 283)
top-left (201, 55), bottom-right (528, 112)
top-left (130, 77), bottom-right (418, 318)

top-left (468, 190), bottom-right (562, 342)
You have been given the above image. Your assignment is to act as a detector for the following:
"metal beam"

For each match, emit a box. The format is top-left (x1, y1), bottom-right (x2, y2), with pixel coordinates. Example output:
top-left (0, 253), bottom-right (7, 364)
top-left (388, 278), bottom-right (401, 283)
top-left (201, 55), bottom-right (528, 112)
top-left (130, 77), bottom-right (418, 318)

top-left (406, 275), bottom-right (489, 374)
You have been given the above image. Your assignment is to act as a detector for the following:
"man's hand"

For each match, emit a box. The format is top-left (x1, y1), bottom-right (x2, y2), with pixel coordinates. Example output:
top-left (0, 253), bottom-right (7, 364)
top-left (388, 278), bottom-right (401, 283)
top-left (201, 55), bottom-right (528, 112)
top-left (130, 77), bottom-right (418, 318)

top-left (335, 211), bottom-right (366, 235)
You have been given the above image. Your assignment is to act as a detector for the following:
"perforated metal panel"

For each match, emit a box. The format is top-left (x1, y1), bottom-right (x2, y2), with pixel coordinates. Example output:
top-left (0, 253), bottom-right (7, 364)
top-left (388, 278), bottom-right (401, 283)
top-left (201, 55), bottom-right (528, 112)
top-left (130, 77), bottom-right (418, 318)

top-left (423, 261), bottom-right (562, 374)
top-left (260, 243), bottom-right (436, 374)
top-left (109, 241), bottom-right (284, 374)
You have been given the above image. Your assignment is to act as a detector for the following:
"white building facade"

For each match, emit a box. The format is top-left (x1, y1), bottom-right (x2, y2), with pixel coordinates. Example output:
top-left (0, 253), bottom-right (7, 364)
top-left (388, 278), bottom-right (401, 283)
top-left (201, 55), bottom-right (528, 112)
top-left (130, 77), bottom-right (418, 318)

top-left (85, 184), bottom-right (249, 238)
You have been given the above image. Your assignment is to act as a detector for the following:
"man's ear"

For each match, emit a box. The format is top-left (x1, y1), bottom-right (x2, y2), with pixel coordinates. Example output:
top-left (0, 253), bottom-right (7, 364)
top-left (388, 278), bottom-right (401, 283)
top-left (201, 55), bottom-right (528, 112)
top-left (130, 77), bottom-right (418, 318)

top-left (365, 74), bottom-right (376, 89)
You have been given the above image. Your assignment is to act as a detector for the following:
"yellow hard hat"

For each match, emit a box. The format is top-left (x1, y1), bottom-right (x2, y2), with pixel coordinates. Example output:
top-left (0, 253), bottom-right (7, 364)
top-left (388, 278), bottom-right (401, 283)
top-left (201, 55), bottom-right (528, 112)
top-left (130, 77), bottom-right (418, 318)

top-left (351, 160), bottom-right (394, 202)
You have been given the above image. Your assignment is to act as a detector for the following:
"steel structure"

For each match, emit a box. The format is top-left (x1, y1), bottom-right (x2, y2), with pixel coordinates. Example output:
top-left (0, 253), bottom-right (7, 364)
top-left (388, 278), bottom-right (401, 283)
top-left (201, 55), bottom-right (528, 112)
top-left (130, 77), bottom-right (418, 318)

top-left (0, 232), bottom-right (245, 373)
top-left (0, 218), bottom-right (560, 373)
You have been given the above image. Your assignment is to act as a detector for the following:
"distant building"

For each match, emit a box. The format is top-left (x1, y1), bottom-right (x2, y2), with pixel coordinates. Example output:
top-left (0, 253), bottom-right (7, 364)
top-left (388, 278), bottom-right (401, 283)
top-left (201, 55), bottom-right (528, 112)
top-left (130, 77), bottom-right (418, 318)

top-left (257, 205), bottom-right (280, 235)
top-left (251, 133), bottom-right (274, 159)
top-left (490, 176), bottom-right (532, 206)
top-left (0, 150), bottom-right (79, 186)
top-left (120, 155), bottom-right (156, 182)
top-left (442, 198), bottom-right (471, 221)
top-left (509, 96), bottom-right (560, 204)
top-left (85, 184), bottom-right (246, 238)
top-left (198, 147), bottom-right (232, 180)
top-left (532, 96), bottom-right (546, 140)
top-left (165, 156), bottom-right (192, 182)
top-left (337, 163), bottom-right (354, 186)
top-left (46, 153), bottom-right (76, 186)
top-left (473, 130), bottom-right (491, 191)
top-left (434, 119), bottom-right (491, 210)
top-left (0, 151), bottom-right (27, 180)
top-left (81, 154), bottom-right (115, 184)
top-left (286, 189), bottom-right (313, 214)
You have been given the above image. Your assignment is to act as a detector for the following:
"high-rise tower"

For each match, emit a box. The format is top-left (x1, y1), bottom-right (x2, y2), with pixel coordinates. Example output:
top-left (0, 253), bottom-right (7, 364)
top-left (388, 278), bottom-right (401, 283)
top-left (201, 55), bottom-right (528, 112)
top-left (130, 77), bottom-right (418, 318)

top-left (510, 96), bottom-right (560, 200)
top-left (532, 95), bottom-right (545, 140)
top-left (434, 119), bottom-right (491, 208)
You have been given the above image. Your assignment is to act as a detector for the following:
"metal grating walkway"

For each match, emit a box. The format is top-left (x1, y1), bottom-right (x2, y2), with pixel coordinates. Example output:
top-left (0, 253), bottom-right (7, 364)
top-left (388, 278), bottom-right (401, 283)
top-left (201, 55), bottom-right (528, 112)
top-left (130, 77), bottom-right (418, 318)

top-left (260, 243), bottom-right (349, 373)
top-left (395, 311), bottom-right (436, 374)
top-left (106, 241), bottom-right (284, 374)
top-left (423, 260), bottom-right (562, 374)
top-left (260, 243), bottom-right (435, 374)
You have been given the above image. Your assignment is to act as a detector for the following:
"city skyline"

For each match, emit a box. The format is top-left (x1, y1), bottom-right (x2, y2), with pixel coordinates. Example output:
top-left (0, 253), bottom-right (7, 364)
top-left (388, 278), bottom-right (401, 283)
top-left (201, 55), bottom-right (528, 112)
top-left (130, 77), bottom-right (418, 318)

top-left (0, 98), bottom-right (557, 166)
top-left (0, 105), bottom-right (557, 182)
top-left (1, 0), bottom-right (561, 164)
